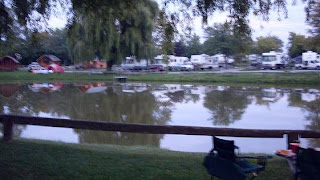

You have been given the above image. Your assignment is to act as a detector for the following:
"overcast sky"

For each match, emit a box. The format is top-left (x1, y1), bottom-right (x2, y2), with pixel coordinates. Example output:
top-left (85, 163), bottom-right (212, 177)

top-left (48, 1), bottom-right (310, 53)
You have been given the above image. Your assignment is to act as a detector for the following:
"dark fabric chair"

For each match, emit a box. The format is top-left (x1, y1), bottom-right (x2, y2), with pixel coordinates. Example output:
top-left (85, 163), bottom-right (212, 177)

top-left (295, 147), bottom-right (320, 180)
top-left (203, 137), bottom-right (271, 180)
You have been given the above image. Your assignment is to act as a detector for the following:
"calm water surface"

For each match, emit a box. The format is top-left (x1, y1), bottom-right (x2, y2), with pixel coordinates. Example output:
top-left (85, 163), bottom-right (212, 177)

top-left (0, 82), bottom-right (319, 153)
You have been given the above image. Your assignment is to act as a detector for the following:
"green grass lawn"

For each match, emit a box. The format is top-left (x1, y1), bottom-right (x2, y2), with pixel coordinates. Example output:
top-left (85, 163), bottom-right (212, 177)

top-left (0, 139), bottom-right (292, 179)
top-left (1, 70), bottom-right (320, 86)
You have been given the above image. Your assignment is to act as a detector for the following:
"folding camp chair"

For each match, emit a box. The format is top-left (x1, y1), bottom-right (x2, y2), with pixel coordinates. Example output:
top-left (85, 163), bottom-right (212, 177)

top-left (203, 137), bottom-right (272, 180)
top-left (295, 147), bottom-right (320, 180)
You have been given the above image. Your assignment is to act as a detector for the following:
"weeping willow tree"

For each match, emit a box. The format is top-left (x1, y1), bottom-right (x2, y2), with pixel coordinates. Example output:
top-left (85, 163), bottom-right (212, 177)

top-left (66, 0), bottom-right (159, 67)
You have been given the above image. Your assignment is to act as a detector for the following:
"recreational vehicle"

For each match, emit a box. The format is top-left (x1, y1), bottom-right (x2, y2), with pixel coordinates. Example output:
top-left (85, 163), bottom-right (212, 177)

top-left (190, 54), bottom-right (218, 70)
top-left (212, 54), bottom-right (234, 68)
top-left (261, 51), bottom-right (286, 69)
top-left (295, 51), bottom-right (320, 70)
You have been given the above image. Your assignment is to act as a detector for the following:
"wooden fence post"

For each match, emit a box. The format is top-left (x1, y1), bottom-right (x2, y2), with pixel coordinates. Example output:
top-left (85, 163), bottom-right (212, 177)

top-left (287, 133), bottom-right (300, 149)
top-left (3, 118), bottom-right (13, 142)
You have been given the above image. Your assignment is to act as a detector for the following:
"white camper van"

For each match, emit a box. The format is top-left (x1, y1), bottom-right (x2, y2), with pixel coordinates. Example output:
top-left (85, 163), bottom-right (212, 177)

top-left (295, 51), bottom-right (320, 70)
top-left (261, 51), bottom-right (286, 69)
top-left (212, 54), bottom-right (234, 68)
top-left (248, 54), bottom-right (261, 66)
top-left (190, 54), bottom-right (218, 70)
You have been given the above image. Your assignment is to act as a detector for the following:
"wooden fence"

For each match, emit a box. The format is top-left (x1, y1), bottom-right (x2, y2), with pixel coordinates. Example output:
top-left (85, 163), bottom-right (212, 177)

top-left (1, 114), bottom-right (320, 148)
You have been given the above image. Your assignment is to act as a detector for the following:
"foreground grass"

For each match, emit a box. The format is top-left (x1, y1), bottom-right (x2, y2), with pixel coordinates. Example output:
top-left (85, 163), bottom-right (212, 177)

top-left (1, 70), bottom-right (320, 85)
top-left (0, 139), bottom-right (292, 179)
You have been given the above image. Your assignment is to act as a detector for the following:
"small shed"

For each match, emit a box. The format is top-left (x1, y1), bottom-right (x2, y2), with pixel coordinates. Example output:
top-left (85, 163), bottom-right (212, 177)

top-left (37, 54), bottom-right (62, 67)
top-left (0, 56), bottom-right (19, 71)
top-left (80, 60), bottom-right (107, 69)
top-left (93, 60), bottom-right (107, 69)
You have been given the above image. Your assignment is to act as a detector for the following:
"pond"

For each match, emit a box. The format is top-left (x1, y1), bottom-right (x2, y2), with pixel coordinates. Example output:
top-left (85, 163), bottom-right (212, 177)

top-left (0, 82), bottom-right (319, 153)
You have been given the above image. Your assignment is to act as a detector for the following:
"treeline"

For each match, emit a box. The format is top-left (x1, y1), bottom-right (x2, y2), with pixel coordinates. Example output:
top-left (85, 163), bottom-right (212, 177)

top-left (0, 29), bottom-right (70, 65)
top-left (173, 22), bottom-right (283, 62)
top-left (0, 1), bottom-right (320, 65)
top-left (1, 23), bottom-right (320, 66)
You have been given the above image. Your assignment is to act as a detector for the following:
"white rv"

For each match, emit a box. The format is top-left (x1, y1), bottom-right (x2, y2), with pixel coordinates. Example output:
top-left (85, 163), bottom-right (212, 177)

top-left (295, 51), bottom-right (320, 70)
top-left (153, 55), bottom-right (189, 71)
top-left (212, 54), bottom-right (234, 68)
top-left (248, 54), bottom-right (261, 66)
top-left (121, 56), bottom-right (148, 70)
top-left (261, 51), bottom-right (286, 69)
top-left (190, 54), bottom-right (218, 70)
top-left (168, 56), bottom-right (188, 71)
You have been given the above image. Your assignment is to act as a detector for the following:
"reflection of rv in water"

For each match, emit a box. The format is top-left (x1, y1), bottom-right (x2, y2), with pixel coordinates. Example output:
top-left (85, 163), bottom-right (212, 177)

top-left (261, 88), bottom-right (279, 102)
top-left (301, 89), bottom-right (320, 102)
top-left (121, 83), bottom-right (148, 93)
top-left (151, 85), bottom-right (171, 103)
top-left (164, 84), bottom-right (184, 93)
top-left (28, 83), bottom-right (63, 93)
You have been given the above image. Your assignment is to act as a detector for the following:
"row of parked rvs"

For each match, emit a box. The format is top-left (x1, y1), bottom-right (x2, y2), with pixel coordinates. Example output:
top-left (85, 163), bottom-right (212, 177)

top-left (120, 51), bottom-right (320, 71)
top-left (121, 54), bottom-right (234, 71)
top-left (248, 51), bottom-right (320, 70)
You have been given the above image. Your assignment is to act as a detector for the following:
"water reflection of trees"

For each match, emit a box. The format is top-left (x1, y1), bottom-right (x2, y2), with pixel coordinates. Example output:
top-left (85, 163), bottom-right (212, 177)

top-left (0, 84), bottom-right (26, 136)
top-left (203, 87), bottom-right (251, 126)
top-left (0, 83), bottom-right (174, 146)
top-left (69, 86), bottom-right (173, 146)
top-left (2, 83), bottom-right (320, 147)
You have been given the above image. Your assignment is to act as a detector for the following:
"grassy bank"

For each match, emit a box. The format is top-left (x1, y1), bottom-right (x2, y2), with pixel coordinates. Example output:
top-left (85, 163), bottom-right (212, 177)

top-left (0, 139), bottom-right (292, 179)
top-left (0, 71), bottom-right (320, 86)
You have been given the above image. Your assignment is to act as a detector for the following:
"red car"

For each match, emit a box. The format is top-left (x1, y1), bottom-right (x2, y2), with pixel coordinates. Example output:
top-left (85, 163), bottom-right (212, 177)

top-left (147, 65), bottom-right (165, 71)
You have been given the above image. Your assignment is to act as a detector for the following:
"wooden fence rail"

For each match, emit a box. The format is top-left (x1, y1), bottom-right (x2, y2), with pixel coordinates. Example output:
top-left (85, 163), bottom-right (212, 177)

top-left (1, 114), bottom-right (320, 148)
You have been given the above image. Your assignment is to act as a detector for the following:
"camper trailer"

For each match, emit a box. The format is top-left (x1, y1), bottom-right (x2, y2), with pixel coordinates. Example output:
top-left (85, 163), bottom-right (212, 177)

top-left (212, 54), bottom-right (234, 68)
top-left (190, 54), bottom-right (218, 70)
top-left (248, 54), bottom-right (261, 66)
top-left (295, 51), bottom-right (320, 70)
top-left (261, 51), bottom-right (286, 69)
top-left (121, 56), bottom-right (148, 70)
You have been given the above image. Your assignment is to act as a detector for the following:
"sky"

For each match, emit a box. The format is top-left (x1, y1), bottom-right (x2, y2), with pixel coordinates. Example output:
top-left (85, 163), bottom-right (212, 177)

top-left (48, 1), bottom-right (311, 53)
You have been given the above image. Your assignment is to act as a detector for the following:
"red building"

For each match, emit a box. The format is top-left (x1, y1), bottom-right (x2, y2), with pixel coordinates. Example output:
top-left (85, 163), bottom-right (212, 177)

top-left (37, 54), bottom-right (62, 68)
top-left (0, 56), bottom-right (19, 71)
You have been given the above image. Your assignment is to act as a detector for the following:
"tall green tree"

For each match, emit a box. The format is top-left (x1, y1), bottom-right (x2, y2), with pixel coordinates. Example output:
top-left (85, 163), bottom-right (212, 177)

top-left (174, 40), bottom-right (186, 56)
top-left (10, 29), bottom-right (70, 65)
top-left (202, 22), bottom-right (252, 62)
top-left (256, 36), bottom-right (283, 54)
top-left (288, 32), bottom-right (307, 58)
top-left (305, 1), bottom-right (320, 52)
top-left (184, 34), bottom-right (203, 57)
top-left (203, 23), bottom-right (235, 56)
top-left (67, 0), bottom-right (159, 67)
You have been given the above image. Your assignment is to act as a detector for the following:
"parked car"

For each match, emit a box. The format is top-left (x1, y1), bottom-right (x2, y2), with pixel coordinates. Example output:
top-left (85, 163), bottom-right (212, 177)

top-left (27, 62), bottom-right (42, 72)
top-left (129, 66), bottom-right (146, 71)
top-left (147, 65), bottom-right (165, 71)
top-left (180, 62), bottom-right (194, 71)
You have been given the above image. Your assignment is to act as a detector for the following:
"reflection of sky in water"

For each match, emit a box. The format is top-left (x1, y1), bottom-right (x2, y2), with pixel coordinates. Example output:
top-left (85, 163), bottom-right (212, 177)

top-left (20, 112), bottom-right (79, 143)
top-left (1, 83), bottom-right (319, 153)
top-left (160, 93), bottom-right (309, 153)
